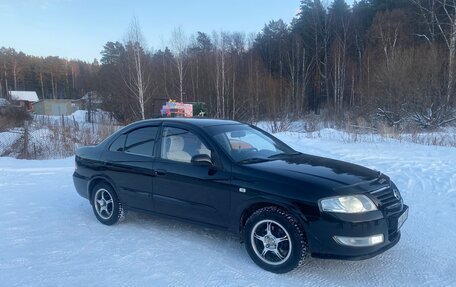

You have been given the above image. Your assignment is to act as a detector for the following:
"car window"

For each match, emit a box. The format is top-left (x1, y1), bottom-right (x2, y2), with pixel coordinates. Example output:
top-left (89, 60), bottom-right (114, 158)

top-left (123, 126), bottom-right (158, 157)
top-left (214, 129), bottom-right (279, 154)
top-left (209, 124), bottom-right (295, 162)
top-left (109, 134), bottom-right (126, 152)
top-left (226, 131), bottom-right (276, 151)
top-left (161, 127), bottom-right (211, 163)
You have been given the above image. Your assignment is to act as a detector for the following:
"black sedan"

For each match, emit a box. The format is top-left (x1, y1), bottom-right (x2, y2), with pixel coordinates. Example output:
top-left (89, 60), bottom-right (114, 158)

top-left (73, 118), bottom-right (408, 273)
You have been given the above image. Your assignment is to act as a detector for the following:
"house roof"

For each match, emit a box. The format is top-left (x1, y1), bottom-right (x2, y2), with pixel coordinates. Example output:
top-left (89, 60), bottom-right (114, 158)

top-left (9, 91), bottom-right (39, 102)
top-left (34, 99), bottom-right (73, 103)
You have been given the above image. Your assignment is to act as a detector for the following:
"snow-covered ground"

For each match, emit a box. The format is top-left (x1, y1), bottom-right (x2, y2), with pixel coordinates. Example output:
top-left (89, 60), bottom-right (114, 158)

top-left (1, 132), bottom-right (455, 286)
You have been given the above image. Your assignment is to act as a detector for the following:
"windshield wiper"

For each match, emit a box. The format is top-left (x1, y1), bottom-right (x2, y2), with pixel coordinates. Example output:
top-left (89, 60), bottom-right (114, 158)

top-left (237, 157), bottom-right (270, 164)
top-left (267, 152), bottom-right (301, 159)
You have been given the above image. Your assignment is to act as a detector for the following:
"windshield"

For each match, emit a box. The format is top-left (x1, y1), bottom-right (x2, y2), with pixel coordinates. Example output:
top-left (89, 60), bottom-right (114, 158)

top-left (207, 124), bottom-right (298, 163)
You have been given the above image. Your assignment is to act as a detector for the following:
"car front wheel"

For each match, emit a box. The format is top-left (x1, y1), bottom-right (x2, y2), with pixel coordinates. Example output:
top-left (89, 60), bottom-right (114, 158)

top-left (91, 183), bottom-right (126, 225)
top-left (244, 206), bottom-right (308, 273)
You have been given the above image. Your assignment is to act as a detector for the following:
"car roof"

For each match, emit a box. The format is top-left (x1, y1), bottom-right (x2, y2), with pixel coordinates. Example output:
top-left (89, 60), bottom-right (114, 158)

top-left (140, 117), bottom-right (242, 127)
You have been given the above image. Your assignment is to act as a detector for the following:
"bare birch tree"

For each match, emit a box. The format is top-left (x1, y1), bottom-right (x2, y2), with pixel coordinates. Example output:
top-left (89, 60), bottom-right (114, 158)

top-left (122, 17), bottom-right (151, 120)
top-left (212, 32), bottom-right (227, 118)
top-left (2, 64), bottom-right (8, 100)
top-left (170, 26), bottom-right (188, 102)
top-left (287, 36), bottom-right (312, 115)
top-left (330, 10), bottom-right (349, 113)
top-left (411, 0), bottom-right (456, 104)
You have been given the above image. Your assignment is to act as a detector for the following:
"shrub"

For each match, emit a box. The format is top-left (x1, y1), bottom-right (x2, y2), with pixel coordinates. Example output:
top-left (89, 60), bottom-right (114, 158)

top-left (0, 106), bottom-right (32, 131)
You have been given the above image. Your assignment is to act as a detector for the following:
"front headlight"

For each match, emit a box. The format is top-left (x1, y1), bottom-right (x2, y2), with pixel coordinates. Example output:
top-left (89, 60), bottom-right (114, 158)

top-left (319, 195), bottom-right (377, 213)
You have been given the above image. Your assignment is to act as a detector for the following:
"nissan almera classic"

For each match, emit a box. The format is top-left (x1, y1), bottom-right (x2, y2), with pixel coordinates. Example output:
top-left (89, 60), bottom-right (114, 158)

top-left (73, 118), bottom-right (408, 273)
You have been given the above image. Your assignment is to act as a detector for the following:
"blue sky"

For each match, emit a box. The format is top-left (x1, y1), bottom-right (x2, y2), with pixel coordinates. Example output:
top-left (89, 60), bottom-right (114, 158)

top-left (2, 0), bottom-right (354, 62)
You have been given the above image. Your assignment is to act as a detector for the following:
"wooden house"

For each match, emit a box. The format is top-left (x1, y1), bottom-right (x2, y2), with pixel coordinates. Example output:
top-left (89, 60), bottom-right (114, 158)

top-left (8, 91), bottom-right (39, 111)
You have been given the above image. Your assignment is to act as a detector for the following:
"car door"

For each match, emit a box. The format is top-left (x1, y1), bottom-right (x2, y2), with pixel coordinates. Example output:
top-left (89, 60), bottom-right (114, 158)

top-left (152, 125), bottom-right (231, 228)
top-left (102, 125), bottom-right (159, 211)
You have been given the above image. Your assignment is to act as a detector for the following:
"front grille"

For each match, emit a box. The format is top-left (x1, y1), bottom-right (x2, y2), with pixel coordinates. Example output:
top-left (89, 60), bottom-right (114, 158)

top-left (369, 186), bottom-right (404, 241)
top-left (369, 186), bottom-right (403, 216)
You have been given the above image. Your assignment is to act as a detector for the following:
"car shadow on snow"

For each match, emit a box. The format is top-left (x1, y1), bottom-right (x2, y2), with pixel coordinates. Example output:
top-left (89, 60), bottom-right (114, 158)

top-left (113, 210), bottom-right (408, 282)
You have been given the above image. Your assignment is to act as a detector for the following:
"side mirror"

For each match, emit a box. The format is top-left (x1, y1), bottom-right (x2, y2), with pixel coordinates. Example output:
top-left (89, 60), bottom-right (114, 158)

top-left (191, 154), bottom-right (213, 167)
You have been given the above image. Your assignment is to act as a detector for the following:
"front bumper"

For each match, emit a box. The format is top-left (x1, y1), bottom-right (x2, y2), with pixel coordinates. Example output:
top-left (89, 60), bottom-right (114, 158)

top-left (305, 204), bottom-right (409, 260)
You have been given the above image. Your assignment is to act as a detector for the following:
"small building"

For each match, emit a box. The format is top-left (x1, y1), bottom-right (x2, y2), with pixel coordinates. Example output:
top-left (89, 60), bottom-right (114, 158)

top-left (9, 91), bottom-right (39, 111)
top-left (33, 99), bottom-right (77, 116)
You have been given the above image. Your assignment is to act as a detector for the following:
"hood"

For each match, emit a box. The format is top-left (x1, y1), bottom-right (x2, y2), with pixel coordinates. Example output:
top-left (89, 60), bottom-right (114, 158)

top-left (244, 153), bottom-right (380, 188)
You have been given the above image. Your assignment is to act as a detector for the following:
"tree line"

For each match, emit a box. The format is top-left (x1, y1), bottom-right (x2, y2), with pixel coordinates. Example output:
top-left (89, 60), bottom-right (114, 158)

top-left (0, 48), bottom-right (98, 100)
top-left (2, 0), bottom-right (456, 128)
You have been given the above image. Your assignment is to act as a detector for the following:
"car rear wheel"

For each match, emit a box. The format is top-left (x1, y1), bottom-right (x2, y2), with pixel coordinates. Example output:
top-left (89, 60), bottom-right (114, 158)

top-left (244, 206), bottom-right (307, 273)
top-left (91, 183), bottom-right (126, 225)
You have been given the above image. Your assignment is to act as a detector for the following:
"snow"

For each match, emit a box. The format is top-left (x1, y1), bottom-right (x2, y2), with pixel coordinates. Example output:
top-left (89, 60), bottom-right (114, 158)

top-left (1, 131), bottom-right (456, 286)
top-left (9, 91), bottom-right (39, 102)
top-left (0, 129), bottom-right (22, 148)
top-left (71, 110), bottom-right (90, 122)
top-left (0, 98), bottom-right (10, 106)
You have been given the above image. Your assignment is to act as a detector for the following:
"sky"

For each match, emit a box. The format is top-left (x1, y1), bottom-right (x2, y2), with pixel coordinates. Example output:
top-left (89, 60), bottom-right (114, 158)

top-left (1, 0), bottom-right (354, 63)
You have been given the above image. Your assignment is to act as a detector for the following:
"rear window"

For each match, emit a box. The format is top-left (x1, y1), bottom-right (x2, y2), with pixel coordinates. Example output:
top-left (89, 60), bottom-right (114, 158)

top-left (109, 126), bottom-right (158, 157)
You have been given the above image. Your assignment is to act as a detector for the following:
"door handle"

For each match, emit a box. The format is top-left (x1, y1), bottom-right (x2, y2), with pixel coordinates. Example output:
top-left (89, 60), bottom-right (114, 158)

top-left (154, 169), bottom-right (167, 176)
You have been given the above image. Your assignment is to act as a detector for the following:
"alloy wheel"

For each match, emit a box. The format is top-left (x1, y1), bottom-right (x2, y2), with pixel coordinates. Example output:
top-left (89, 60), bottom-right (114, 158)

top-left (94, 188), bottom-right (114, 220)
top-left (250, 219), bottom-right (292, 265)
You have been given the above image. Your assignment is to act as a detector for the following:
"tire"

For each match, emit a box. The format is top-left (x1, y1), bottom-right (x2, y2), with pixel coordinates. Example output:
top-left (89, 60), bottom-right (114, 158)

top-left (244, 206), bottom-right (308, 273)
top-left (91, 182), bottom-right (126, 225)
